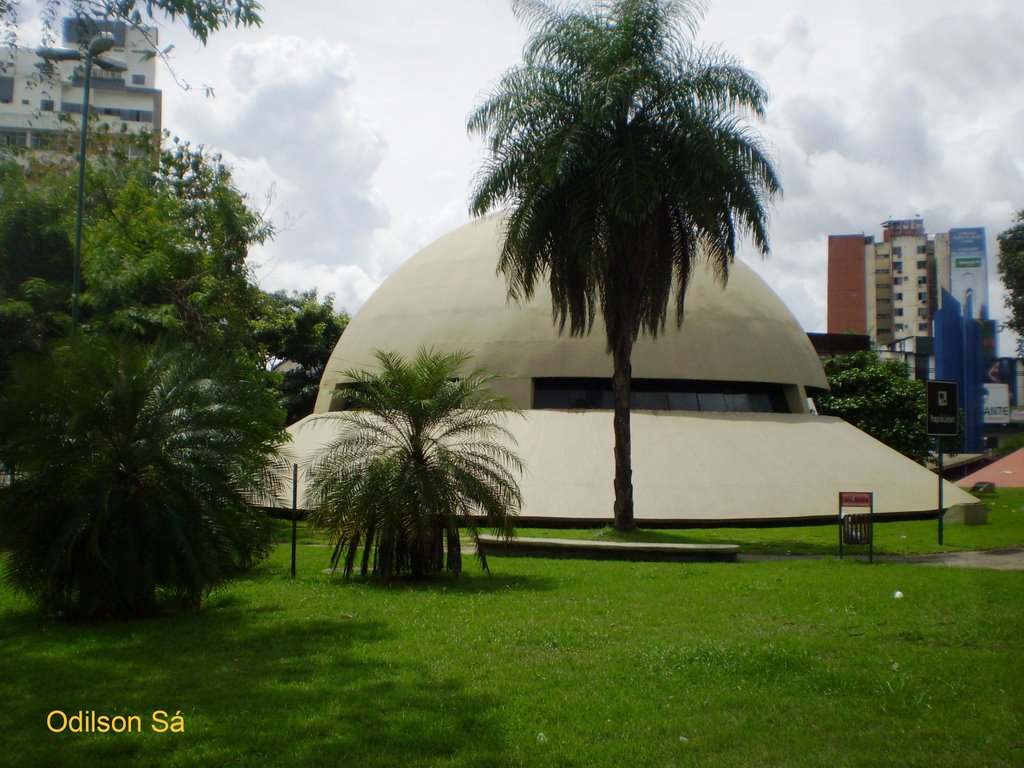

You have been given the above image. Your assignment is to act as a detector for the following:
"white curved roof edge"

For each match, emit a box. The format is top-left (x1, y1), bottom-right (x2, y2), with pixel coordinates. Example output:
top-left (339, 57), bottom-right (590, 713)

top-left (273, 411), bottom-right (975, 524)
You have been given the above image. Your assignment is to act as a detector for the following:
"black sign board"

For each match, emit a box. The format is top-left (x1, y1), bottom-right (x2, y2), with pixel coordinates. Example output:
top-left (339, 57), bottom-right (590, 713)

top-left (926, 380), bottom-right (959, 437)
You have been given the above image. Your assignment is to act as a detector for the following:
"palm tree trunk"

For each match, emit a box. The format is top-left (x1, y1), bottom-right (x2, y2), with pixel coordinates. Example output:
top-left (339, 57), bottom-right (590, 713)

top-left (445, 526), bottom-right (462, 576)
top-left (430, 522), bottom-right (444, 574)
top-left (611, 337), bottom-right (635, 531)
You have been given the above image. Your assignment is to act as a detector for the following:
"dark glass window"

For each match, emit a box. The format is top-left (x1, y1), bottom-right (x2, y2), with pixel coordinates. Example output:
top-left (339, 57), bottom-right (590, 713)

top-left (915, 356), bottom-right (930, 380)
top-left (533, 378), bottom-right (789, 413)
top-left (0, 130), bottom-right (28, 147)
top-left (666, 392), bottom-right (699, 410)
top-left (59, 101), bottom-right (152, 123)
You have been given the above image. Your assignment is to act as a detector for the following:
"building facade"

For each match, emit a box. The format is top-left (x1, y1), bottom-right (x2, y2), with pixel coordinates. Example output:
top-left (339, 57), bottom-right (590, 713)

top-left (0, 18), bottom-right (161, 154)
top-left (827, 218), bottom-right (990, 345)
top-left (827, 219), bottom-right (1009, 452)
top-left (827, 218), bottom-right (944, 344)
top-left (282, 213), bottom-right (979, 524)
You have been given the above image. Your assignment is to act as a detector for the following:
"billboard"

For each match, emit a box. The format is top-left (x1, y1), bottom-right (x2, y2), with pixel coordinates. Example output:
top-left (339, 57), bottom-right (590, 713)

top-left (983, 383), bottom-right (1010, 424)
top-left (950, 227), bottom-right (987, 320)
top-left (986, 356), bottom-right (1018, 402)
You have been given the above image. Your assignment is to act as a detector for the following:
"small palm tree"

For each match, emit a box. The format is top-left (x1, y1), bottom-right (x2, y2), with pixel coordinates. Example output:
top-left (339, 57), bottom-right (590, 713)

top-left (0, 336), bottom-right (285, 618)
top-left (468, 0), bottom-right (781, 530)
top-left (307, 349), bottom-right (522, 579)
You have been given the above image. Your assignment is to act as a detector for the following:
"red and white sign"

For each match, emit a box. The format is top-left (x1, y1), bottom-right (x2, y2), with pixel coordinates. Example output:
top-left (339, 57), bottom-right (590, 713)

top-left (839, 492), bottom-right (872, 508)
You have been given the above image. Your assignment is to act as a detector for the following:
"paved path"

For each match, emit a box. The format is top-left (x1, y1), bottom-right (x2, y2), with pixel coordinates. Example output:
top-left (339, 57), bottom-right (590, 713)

top-left (740, 548), bottom-right (1024, 570)
top-left (315, 540), bottom-right (1024, 570)
top-left (879, 548), bottom-right (1024, 570)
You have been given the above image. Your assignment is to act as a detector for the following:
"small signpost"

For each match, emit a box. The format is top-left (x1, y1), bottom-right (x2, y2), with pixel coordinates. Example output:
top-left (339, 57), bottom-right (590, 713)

top-left (926, 381), bottom-right (959, 545)
top-left (291, 463), bottom-right (299, 579)
top-left (839, 492), bottom-right (874, 562)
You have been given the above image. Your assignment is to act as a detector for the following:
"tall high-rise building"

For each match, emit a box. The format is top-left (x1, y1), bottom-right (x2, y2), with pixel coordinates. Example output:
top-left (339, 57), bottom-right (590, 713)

top-left (827, 218), bottom-right (988, 345)
top-left (0, 18), bottom-right (161, 153)
top-left (827, 218), bottom-right (997, 452)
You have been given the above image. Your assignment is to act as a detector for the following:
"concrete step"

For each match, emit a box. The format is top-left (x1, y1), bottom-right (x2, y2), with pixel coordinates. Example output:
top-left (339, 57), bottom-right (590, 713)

top-left (477, 534), bottom-right (739, 563)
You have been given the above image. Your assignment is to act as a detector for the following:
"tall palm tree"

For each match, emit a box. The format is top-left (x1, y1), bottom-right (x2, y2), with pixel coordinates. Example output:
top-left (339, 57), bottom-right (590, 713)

top-left (468, 0), bottom-right (781, 530)
top-left (307, 349), bottom-right (522, 579)
top-left (0, 336), bottom-right (285, 618)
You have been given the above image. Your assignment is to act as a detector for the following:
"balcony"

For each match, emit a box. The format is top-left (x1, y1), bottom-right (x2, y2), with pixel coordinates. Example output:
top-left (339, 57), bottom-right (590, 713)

top-left (71, 67), bottom-right (126, 91)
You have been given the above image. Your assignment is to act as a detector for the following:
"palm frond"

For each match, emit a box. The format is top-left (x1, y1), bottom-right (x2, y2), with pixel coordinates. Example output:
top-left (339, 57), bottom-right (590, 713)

top-left (470, 0), bottom-right (780, 350)
top-left (468, 0), bottom-right (780, 530)
top-left (307, 348), bottom-right (522, 579)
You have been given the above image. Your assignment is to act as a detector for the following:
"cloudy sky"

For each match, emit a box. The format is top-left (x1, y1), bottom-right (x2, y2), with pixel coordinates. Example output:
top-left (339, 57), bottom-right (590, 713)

top-left (14, 1), bottom-right (1024, 350)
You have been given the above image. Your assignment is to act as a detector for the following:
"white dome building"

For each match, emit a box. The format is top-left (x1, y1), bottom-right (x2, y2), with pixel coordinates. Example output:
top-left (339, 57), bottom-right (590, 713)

top-left (287, 214), bottom-right (976, 525)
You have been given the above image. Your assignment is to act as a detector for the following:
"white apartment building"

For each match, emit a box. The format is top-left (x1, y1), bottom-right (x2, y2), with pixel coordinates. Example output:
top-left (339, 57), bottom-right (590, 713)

top-left (0, 18), bottom-right (161, 152)
top-left (878, 218), bottom-right (934, 343)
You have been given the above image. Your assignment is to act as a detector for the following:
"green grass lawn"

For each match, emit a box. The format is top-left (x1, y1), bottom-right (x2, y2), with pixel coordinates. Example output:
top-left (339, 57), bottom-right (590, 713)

top-left (2, 518), bottom-right (1022, 767)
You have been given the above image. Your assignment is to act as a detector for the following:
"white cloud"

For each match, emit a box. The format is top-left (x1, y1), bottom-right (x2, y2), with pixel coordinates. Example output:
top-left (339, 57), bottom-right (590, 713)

top-left (172, 34), bottom-right (390, 310)
top-left (710, 2), bottom-right (1024, 345)
top-left (251, 257), bottom-right (381, 314)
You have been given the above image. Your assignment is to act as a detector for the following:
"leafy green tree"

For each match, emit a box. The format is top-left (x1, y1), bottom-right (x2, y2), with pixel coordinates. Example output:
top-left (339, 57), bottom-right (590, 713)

top-left (83, 138), bottom-right (272, 354)
top-left (816, 351), bottom-right (931, 464)
top-left (254, 289), bottom-right (349, 423)
top-left (993, 431), bottom-right (1024, 459)
top-left (0, 336), bottom-right (285, 618)
top-left (308, 349), bottom-right (522, 580)
top-left (996, 209), bottom-right (1024, 355)
top-left (1, 144), bottom-right (348, 427)
top-left (468, 0), bottom-right (780, 530)
top-left (0, 162), bottom-right (74, 377)
top-left (0, 141), bottom-right (273, 363)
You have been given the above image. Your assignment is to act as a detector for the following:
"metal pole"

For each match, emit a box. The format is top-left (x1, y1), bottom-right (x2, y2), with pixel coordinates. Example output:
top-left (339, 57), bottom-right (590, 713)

top-left (869, 494), bottom-right (874, 564)
top-left (838, 492), bottom-right (844, 560)
top-left (71, 53), bottom-right (92, 336)
top-left (938, 443), bottom-right (945, 546)
top-left (291, 463), bottom-right (298, 578)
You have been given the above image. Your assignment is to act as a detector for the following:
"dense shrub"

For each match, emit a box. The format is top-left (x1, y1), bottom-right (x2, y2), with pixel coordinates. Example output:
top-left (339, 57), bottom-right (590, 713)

top-left (0, 337), bottom-right (286, 617)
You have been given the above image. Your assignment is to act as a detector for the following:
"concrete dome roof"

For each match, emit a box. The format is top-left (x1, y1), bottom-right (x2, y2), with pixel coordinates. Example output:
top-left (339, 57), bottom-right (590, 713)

top-left (315, 213), bottom-right (826, 412)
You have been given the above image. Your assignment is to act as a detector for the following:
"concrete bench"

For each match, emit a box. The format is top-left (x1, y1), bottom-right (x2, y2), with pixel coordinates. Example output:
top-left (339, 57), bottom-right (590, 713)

top-left (477, 534), bottom-right (739, 563)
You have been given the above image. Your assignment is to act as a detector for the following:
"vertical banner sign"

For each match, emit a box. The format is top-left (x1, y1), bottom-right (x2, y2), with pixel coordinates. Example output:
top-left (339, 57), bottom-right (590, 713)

top-left (838, 492), bottom-right (874, 563)
top-left (926, 381), bottom-right (959, 545)
top-left (949, 227), bottom-right (987, 320)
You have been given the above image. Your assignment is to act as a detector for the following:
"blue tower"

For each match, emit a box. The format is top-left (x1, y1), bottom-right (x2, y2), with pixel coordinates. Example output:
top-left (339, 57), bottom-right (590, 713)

top-left (933, 290), bottom-right (984, 451)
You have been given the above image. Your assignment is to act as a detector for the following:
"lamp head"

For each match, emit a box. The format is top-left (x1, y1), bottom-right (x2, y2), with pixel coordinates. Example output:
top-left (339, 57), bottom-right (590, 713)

top-left (93, 55), bottom-right (128, 73)
top-left (36, 46), bottom-right (82, 62)
top-left (87, 33), bottom-right (117, 57)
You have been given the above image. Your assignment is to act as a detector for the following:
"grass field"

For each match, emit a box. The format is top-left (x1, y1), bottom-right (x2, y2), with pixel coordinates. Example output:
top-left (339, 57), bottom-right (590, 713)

top-left (1, 495), bottom-right (1022, 767)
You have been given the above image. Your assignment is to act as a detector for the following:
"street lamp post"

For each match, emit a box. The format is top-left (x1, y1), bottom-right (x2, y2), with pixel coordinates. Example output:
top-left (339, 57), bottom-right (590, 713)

top-left (37, 33), bottom-right (126, 335)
